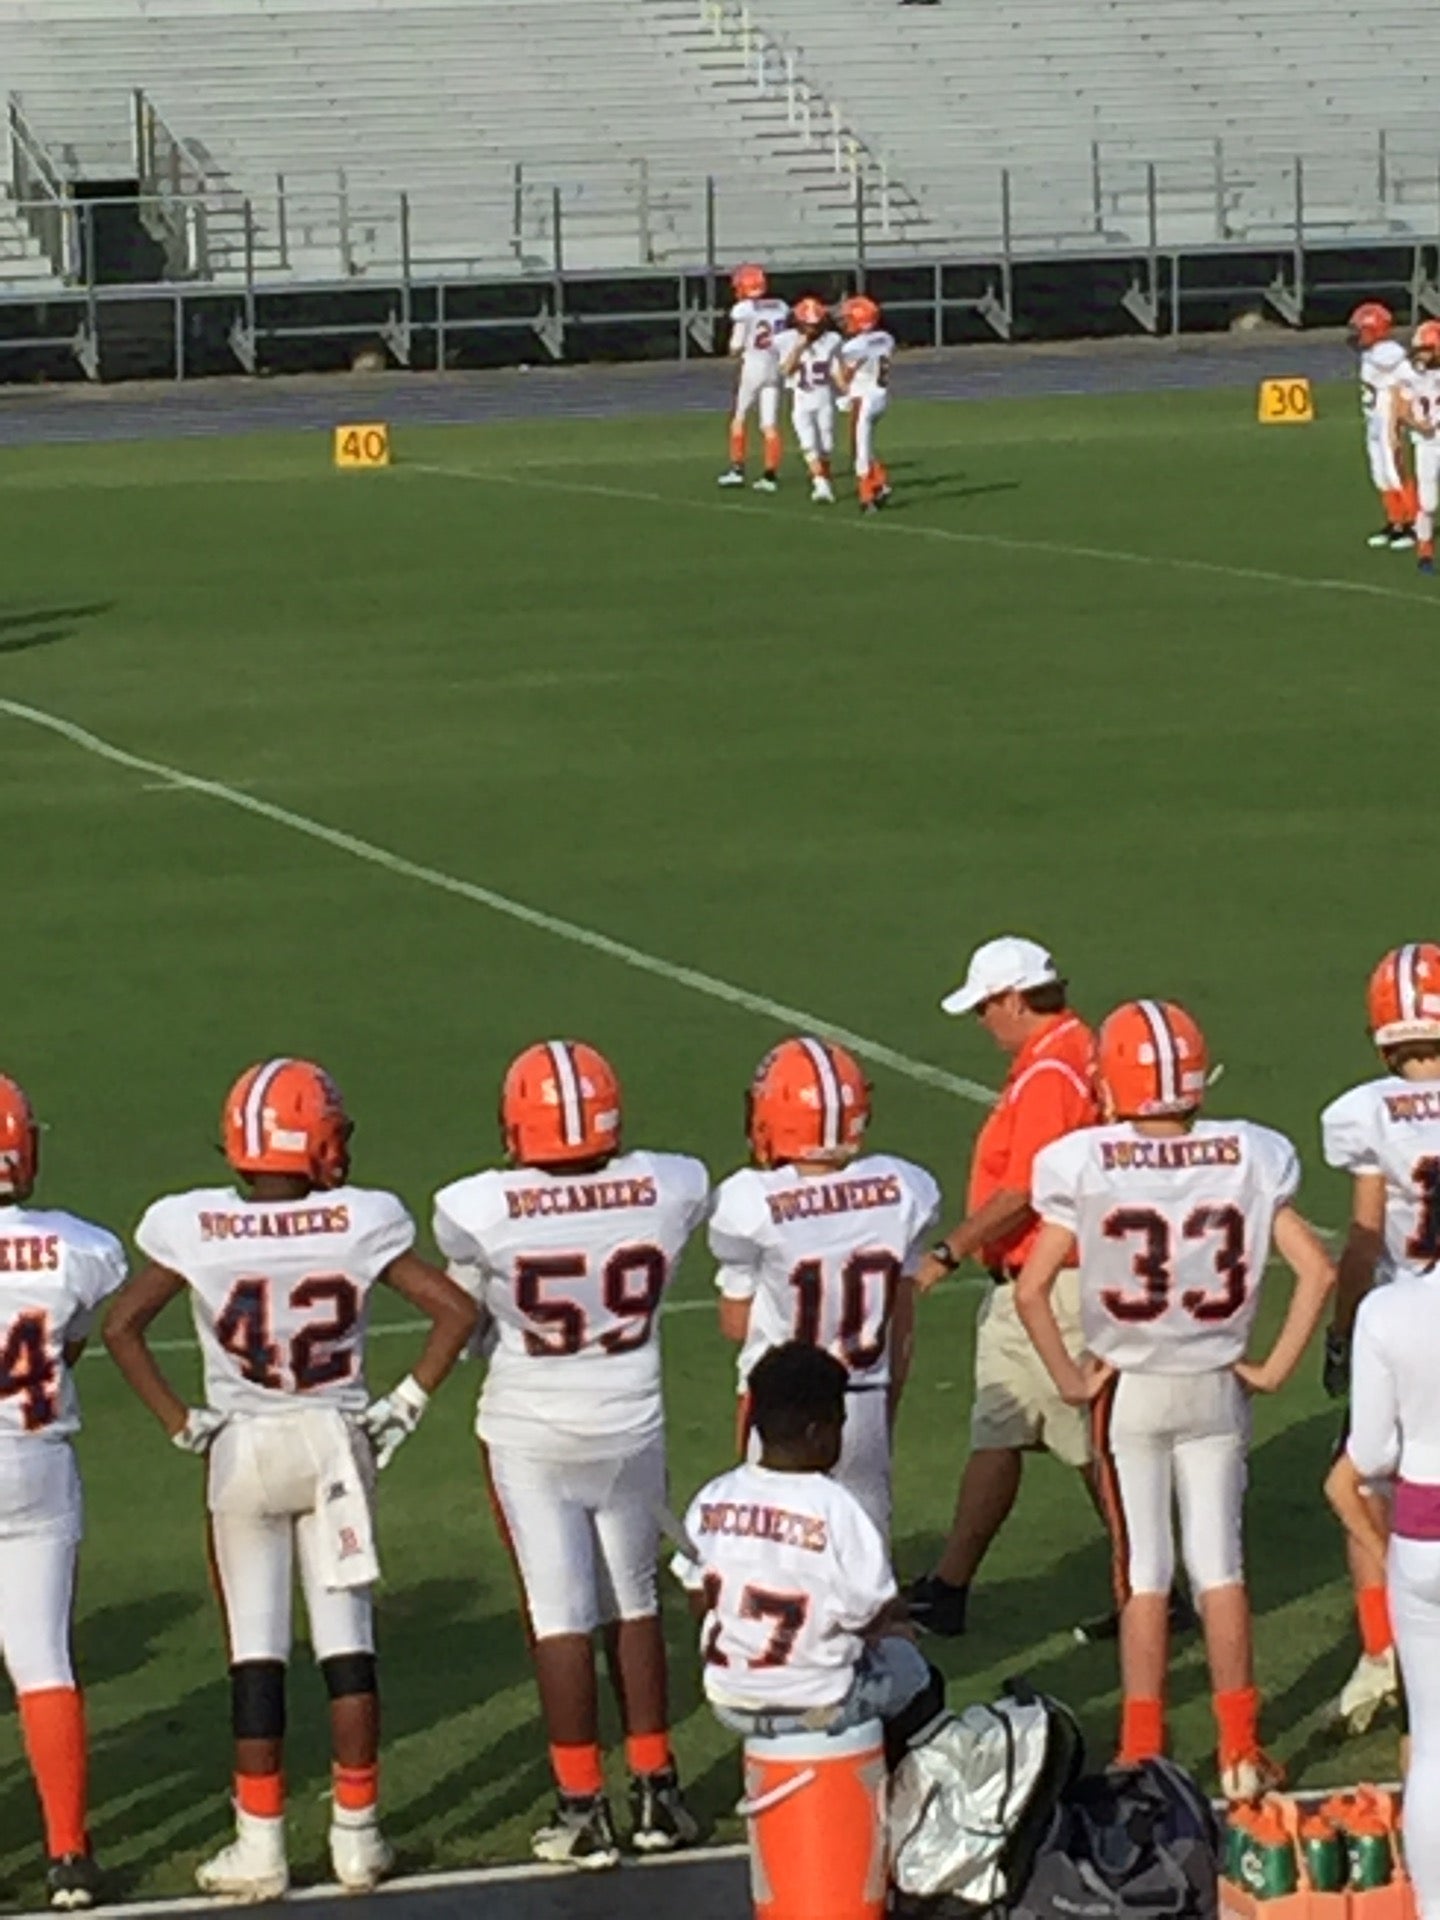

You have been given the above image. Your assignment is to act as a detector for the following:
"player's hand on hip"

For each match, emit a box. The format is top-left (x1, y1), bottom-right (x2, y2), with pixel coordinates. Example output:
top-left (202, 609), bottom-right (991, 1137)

top-left (171, 1407), bottom-right (228, 1454)
top-left (362, 1374), bottom-right (430, 1470)
top-left (1233, 1358), bottom-right (1279, 1395)
top-left (1067, 1356), bottom-right (1115, 1406)
top-left (1322, 1326), bottom-right (1352, 1399)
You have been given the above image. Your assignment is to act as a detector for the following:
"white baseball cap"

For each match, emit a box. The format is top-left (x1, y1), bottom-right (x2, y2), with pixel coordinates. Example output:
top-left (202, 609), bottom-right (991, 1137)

top-left (941, 935), bottom-right (1061, 1016)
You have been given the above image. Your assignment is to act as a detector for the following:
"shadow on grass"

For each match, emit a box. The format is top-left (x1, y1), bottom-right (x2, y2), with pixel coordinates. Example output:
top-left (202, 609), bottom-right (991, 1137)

top-left (0, 603), bottom-right (112, 657)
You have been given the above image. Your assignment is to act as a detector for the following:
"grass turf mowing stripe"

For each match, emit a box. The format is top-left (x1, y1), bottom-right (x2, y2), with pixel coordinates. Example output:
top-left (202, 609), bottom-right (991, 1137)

top-left (0, 697), bottom-right (992, 1107)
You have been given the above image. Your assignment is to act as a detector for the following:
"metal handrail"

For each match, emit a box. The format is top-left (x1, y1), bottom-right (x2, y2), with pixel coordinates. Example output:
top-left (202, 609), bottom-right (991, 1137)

top-left (6, 96), bottom-right (77, 278)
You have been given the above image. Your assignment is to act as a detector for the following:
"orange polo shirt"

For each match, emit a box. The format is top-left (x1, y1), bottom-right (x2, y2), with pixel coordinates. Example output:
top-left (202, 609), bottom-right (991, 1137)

top-left (966, 1012), bottom-right (1098, 1275)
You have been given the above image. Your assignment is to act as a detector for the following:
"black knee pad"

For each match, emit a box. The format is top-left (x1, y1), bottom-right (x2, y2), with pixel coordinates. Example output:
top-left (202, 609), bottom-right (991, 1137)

top-left (321, 1652), bottom-right (377, 1701)
top-left (230, 1661), bottom-right (287, 1741)
top-left (884, 1661), bottom-right (949, 1770)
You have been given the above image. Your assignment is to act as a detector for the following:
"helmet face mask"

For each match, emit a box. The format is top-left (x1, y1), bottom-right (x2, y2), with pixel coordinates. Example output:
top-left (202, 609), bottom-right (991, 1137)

top-left (1348, 301), bottom-right (1393, 350)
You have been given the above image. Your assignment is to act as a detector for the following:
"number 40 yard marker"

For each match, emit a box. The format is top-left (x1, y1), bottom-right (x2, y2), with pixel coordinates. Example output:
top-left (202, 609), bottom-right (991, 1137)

top-left (333, 423), bottom-right (392, 468)
top-left (1257, 378), bottom-right (1315, 425)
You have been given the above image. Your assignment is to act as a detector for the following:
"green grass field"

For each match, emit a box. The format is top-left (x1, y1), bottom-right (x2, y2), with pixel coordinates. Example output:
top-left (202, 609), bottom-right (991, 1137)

top-left (0, 379), bottom-right (1432, 1906)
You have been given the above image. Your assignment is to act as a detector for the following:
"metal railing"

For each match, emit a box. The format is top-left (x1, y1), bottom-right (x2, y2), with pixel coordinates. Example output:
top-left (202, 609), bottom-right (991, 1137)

top-left (6, 97), bottom-right (77, 278)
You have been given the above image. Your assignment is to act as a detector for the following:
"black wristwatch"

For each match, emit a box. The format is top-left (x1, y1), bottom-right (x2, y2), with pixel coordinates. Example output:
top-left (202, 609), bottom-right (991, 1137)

top-left (929, 1242), bottom-right (960, 1273)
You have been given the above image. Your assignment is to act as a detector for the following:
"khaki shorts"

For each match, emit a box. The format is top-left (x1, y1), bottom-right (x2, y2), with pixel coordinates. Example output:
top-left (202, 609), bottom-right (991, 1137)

top-left (970, 1270), bottom-right (1091, 1468)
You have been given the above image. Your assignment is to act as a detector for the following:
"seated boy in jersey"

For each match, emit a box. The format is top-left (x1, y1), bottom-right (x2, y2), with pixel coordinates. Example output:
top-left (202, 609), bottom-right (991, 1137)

top-left (674, 1343), bottom-right (942, 1759)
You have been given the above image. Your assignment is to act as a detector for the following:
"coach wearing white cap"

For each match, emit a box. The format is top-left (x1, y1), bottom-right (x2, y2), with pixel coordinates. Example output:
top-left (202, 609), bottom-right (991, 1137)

top-left (906, 936), bottom-right (1100, 1637)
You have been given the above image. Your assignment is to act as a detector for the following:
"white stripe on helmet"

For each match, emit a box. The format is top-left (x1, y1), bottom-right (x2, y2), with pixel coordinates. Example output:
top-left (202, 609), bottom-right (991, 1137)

top-left (1399, 944), bottom-right (1421, 1022)
top-left (243, 1057), bottom-right (293, 1160)
top-left (798, 1036), bottom-right (843, 1149)
top-left (1136, 1001), bottom-right (1179, 1110)
top-left (547, 1040), bottom-right (585, 1147)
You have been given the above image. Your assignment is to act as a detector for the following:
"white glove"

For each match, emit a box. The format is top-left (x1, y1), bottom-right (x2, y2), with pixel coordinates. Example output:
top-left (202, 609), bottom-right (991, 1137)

top-left (362, 1374), bottom-right (430, 1470)
top-left (171, 1407), bottom-right (227, 1455)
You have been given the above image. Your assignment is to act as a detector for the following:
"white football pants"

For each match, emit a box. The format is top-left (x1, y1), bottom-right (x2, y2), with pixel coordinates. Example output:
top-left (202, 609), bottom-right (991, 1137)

top-left (734, 359), bottom-right (780, 430)
top-left (1367, 397), bottom-right (1404, 491)
top-left (1390, 1538), bottom-right (1440, 1920)
top-left (852, 391), bottom-right (889, 478)
top-left (792, 396), bottom-right (835, 461)
top-left (1096, 1370), bottom-right (1248, 1598)
top-left (1415, 439), bottom-right (1440, 539)
top-left (484, 1437), bottom-right (666, 1639)
top-left (0, 1441), bottom-right (81, 1692)
top-left (207, 1417), bottom-right (375, 1665)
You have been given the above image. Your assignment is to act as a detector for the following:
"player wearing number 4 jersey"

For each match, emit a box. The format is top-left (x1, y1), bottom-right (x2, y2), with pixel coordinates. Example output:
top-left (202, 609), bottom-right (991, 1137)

top-left (0, 1076), bottom-right (125, 1912)
top-left (711, 1037), bottom-right (940, 1536)
top-left (105, 1060), bottom-right (476, 1903)
top-left (1016, 1001), bottom-right (1334, 1801)
top-left (433, 1041), bottom-right (709, 1872)
top-left (1320, 943), bottom-right (1440, 1735)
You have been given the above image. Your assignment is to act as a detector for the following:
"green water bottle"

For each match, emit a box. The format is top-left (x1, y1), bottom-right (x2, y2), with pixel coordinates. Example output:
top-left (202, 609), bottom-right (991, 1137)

top-left (1299, 1817), bottom-right (1346, 1894)
top-left (1347, 1820), bottom-right (1394, 1891)
top-left (1238, 1820), bottom-right (1298, 1899)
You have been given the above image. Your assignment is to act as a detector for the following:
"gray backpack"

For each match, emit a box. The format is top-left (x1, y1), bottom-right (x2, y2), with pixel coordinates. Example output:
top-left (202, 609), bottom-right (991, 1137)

top-left (1012, 1758), bottom-right (1220, 1920)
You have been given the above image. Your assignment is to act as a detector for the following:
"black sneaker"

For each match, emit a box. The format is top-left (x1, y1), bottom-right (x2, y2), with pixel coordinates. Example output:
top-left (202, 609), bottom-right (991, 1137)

top-left (629, 1767), bottom-right (699, 1854)
top-left (1389, 526), bottom-right (1417, 550)
top-left (47, 1855), bottom-right (100, 1912)
top-left (905, 1573), bottom-right (969, 1636)
top-left (1073, 1587), bottom-right (1197, 1646)
top-left (1367, 523), bottom-right (1401, 548)
top-left (531, 1793), bottom-right (621, 1870)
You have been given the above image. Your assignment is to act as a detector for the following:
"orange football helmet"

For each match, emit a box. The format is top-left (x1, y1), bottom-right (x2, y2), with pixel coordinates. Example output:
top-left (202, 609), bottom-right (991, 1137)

top-left (748, 1036), bottom-right (871, 1167)
top-left (841, 294), bottom-right (880, 336)
top-left (793, 295), bottom-right (827, 330)
top-left (0, 1076), bottom-right (38, 1199)
top-left (1368, 944), bottom-right (1440, 1048)
top-left (1098, 1001), bottom-right (1209, 1119)
top-left (1349, 301), bottom-right (1393, 348)
top-left (223, 1058), bottom-right (352, 1187)
top-left (502, 1040), bottom-right (622, 1167)
top-left (1413, 320), bottom-right (1440, 367)
top-left (731, 263), bottom-right (768, 300)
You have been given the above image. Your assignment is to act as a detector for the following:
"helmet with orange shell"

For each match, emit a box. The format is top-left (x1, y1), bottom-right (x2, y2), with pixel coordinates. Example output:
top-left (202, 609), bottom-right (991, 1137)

top-left (747, 1036), bottom-right (871, 1168)
top-left (223, 1058), bottom-right (353, 1189)
top-left (502, 1040), bottom-right (622, 1168)
top-left (0, 1076), bottom-right (39, 1201)
top-left (841, 294), bottom-right (881, 337)
top-left (1412, 320), bottom-right (1440, 370)
top-left (1097, 1000), bottom-right (1209, 1121)
top-left (1348, 301), bottom-right (1394, 350)
top-left (793, 295), bottom-right (828, 333)
top-left (1367, 944), bottom-right (1440, 1050)
top-left (731, 263), bottom-right (768, 301)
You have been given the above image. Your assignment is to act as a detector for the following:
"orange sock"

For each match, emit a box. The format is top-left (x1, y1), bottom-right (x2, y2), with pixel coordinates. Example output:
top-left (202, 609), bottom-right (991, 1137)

top-left (626, 1731), bottom-right (672, 1777)
top-left (859, 471), bottom-right (877, 504)
top-left (763, 428), bottom-right (782, 474)
top-left (728, 422), bottom-right (745, 467)
top-left (18, 1688), bottom-right (88, 1858)
top-left (873, 460), bottom-right (889, 492)
top-left (550, 1742), bottom-right (604, 1798)
top-left (1384, 487), bottom-right (1406, 524)
top-left (1357, 1584), bottom-right (1393, 1658)
top-left (332, 1762), bottom-right (379, 1813)
top-left (235, 1770), bottom-right (285, 1819)
top-left (1118, 1696), bottom-right (1165, 1763)
top-left (1213, 1686), bottom-right (1260, 1763)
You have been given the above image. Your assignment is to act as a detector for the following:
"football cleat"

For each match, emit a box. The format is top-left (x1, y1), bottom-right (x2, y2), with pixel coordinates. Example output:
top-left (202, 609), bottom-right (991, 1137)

top-left (1330, 1647), bottom-right (1400, 1735)
top-left (531, 1793), bottom-right (621, 1870)
top-left (1073, 1586), bottom-right (1198, 1647)
top-left (1389, 528), bottom-right (1417, 550)
top-left (629, 1768), bottom-right (699, 1854)
top-left (905, 1573), bottom-right (969, 1638)
top-left (1420, 556), bottom-right (1436, 575)
top-left (861, 500), bottom-right (880, 515)
top-left (329, 1812), bottom-right (394, 1893)
top-left (1220, 1747), bottom-right (1285, 1803)
top-left (717, 467), bottom-right (745, 487)
top-left (195, 1810), bottom-right (289, 1902)
top-left (1367, 525), bottom-right (1401, 547)
top-left (811, 478), bottom-right (835, 504)
top-left (753, 474), bottom-right (779, 493)
top-left (47, 1855), bottom-right (100, 1912)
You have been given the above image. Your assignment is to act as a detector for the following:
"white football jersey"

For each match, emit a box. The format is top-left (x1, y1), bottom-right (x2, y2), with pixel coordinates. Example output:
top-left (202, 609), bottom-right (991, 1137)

top-left (710, 1155), bottom-right (940, 1391)
top-left (675, 1461), bottom-right (895, 1709)
top-left (1032, 1119), bottom-right (1301, 1372)
top-left (433, 1150), bottom-right (710, 1458)
top-left (1361, 339), bottom-right (1410, 414)
top-left (134, 1185), bottom-right (415, 1416)
top-left (0, 1206), bottom-right (126, 1440)
top-left (729, 298), bottom-right (789, 372)
top-left (1322, 1077), bottom-right (1440, 1282)
top-left (1401, 365), bottom-right (1440, 439)
top-left (840, 328), bottom-right (896, 397)
top-left (776, 327), bottom-right (842, 399)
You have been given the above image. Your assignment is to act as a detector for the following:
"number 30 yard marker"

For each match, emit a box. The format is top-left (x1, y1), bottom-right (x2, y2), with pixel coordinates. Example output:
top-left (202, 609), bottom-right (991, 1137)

top-left (1257, 379), bottom-right (1315, 425)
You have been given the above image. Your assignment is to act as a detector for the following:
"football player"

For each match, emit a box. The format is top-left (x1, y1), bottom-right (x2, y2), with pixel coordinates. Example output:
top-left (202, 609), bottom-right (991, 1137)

top-left (835, 294), bottom-right (895, 513)
top-left (1349, 301), bottom-right (1417, 549)
top-left (1015, 1001), bottom-right (1335, 1800)
top-left (710, 1036), bottom-right (940, 1535)
top-left (0, 1076), bottom-right (126, 1911)
top-left (433, 1041), bottom-right (710, 1870)
top-left (776, 297), bottom-right (843, 503)
top-left (104, 1059), bottom-right (476, 1902)
top-left (720, 263), bottom-right (789, 492)
top-left (1397, 323), bottom-right (1440, 575)
top-left (1320, 943), bottom-right (1440, 1734)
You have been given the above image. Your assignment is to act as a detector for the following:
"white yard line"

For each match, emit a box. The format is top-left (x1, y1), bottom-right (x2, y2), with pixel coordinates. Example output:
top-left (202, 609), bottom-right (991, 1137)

top-left (0, 698), bottom-right (991, 1107)
top-left (406, 461), bottom-right (1440, 615)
